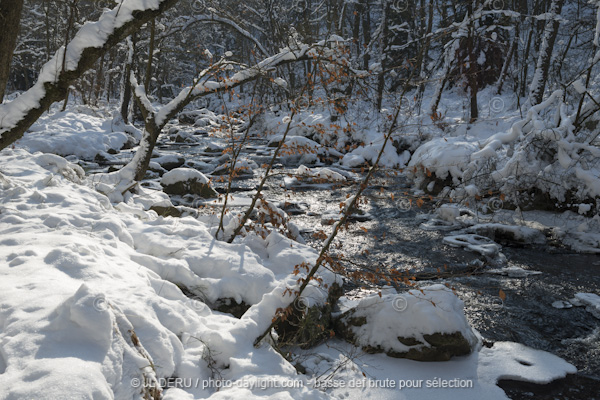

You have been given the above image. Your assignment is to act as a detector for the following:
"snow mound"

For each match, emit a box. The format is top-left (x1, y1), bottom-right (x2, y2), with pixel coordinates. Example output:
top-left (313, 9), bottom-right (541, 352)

top-left (342, 141), bottom-right (410, 168)
top-left (161, 167), bottom-right (209, 186)
top-left (478, 342), bottom-right (577, 384)
top-left (348, 285), bottom-right (479, 355)
top-left (296, 165), bottom-right (347, 182)
top-left (409, 137), bottom-right (479, 182)
top-left (18, 110), bottom-right (132, 159)
top-left (443, 234), bottom-right (502, 258)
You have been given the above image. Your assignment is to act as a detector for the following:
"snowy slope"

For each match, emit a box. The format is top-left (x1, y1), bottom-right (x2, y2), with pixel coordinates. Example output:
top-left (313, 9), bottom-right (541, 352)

top-left (0, 148), bottom-right (576, 399)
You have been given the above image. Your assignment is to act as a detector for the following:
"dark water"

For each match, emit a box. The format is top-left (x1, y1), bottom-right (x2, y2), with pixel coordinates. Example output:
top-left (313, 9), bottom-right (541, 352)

top-left (150, 132), bottom-right (600, 398)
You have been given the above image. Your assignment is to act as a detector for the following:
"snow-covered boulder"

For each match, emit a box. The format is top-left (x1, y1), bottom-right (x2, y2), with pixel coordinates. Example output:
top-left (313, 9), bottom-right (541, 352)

top-left (335, 285), bottom-right (479, 361)
top-left (269, 135), bottom-right (324, 165)
top-left (408, 137), bottom-right (480, 193)
top-left (160, 168), bottom-right (217, 198)
top-left (211, 158), bottom-right (258, 177)
top-left (296, 165), bottom-right (347, 182)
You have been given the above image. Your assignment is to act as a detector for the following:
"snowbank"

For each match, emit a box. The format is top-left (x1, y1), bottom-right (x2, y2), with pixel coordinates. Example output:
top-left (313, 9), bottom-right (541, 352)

top-left (0, 149), bottom-right (334, 399)
top-left (341, 285), bottom-right (479, 358)
top-left (0, 148), bottom-right (579, 399)
top-left (18, 109), bottom-right (133, 160)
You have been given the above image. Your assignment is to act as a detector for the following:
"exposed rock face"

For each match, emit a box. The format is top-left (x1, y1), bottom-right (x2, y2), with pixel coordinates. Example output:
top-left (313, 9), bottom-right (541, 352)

top-left (162, 179), bottom-right (217, 198)
top-left (150, 204), bottom-right (183, 217)
top-left (334, 285), bottom-right (479, 361)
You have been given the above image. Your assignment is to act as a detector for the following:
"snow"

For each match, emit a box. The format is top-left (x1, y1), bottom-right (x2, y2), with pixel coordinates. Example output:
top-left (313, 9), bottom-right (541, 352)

top-left (342, 141), bottom-right (409, 169)
top-left (573, 293), bottom-right (600, 319)
top-left (409, 137), bottom-right (480, 183)
top-left (17, 109), bottom-right (132, 159)
top-left (0, 0), bottom-right (167, 135)
top-left (0, 144), bottom-right (579, 399)
top-left (161, 167), bottom-right (209, 185)
top-left (348, 285), bottom-right (479, 354)
top-left (443, 234), bottom-right (502, 259)
top-left (299, 339), bottom-right (575, 400)
top-left (573, 79), bottom-right (587, 94)
top-left (296, 165), bottom-right (346, 182)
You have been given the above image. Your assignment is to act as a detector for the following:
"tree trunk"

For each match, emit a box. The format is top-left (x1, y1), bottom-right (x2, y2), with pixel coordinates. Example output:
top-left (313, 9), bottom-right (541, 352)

top-left (0, 0), bottom-right (24, 101)
top-left (144, 18), bottom-right (156, 93)
top-left (361, 0), bottom-right (371, 70)
top-left (529, 0), bottom-right (564, 106)
top-left (466, 2), bottom-right (478, 122)
top-left (376, 3), bottom-right (390, 111)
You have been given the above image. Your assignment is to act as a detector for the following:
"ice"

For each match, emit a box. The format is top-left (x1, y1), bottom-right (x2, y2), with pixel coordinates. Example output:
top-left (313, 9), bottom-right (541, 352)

top-left (443, 234), bottom-right (502, 258)
top-left (574, 293), bottom-right (600, 319)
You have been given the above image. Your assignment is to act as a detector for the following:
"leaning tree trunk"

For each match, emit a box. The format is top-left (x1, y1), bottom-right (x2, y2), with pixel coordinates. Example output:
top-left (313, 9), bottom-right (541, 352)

top-left (529, 0), bottom-right (564, 106)
top-left (0, 0), bottom-right (179, 152)
top-left (0, 0), bottom-right (24, 102)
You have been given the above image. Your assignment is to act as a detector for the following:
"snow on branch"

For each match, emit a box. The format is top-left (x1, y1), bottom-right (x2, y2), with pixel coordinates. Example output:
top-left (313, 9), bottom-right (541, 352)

top-left (154, 42), bottom-right (324, 127)
top-left (0, 0), bottom-right (179, 151)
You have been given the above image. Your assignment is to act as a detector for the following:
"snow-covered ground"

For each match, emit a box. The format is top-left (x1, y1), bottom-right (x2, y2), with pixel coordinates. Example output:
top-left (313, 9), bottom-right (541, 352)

top-left (0, 107), bottom-right (582, 399)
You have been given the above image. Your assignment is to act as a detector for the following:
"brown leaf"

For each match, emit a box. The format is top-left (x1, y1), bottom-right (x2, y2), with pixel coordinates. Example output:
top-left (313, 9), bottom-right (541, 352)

top-left (499, 289), bottom-right (506, 302)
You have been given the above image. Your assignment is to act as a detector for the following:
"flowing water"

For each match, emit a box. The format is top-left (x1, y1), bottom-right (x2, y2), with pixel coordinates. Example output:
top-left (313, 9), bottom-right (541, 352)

top-left (127, 129), bottom-right (600, 399)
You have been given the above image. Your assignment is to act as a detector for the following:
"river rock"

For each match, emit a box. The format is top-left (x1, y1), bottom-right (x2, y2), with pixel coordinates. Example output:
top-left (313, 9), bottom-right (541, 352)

top-left (335, 285), bottom-right (479, 361)
top-left (160, 168), bottom-right (217, 198)
top-left (153, 154), bottom-right (185, 171)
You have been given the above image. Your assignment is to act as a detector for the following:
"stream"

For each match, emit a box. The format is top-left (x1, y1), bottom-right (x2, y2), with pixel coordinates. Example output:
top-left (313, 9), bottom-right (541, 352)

top-left (101, 124), bottom-right (600, 399)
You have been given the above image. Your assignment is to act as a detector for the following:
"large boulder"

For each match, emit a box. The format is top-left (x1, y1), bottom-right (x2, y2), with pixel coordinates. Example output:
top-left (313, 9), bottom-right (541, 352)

top-left (160, 168), bottom-right (218, 198)
top-left (335, 285), bottom-right (479, 361)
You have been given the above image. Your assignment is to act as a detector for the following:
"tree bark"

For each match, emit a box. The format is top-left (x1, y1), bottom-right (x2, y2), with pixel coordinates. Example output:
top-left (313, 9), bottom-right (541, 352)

top-left (466, 1), bottom-right (478, 122)
top-left (0, 0), bottom-right (24, 102)
top-left (529, 0), bottom-right (564, 106)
